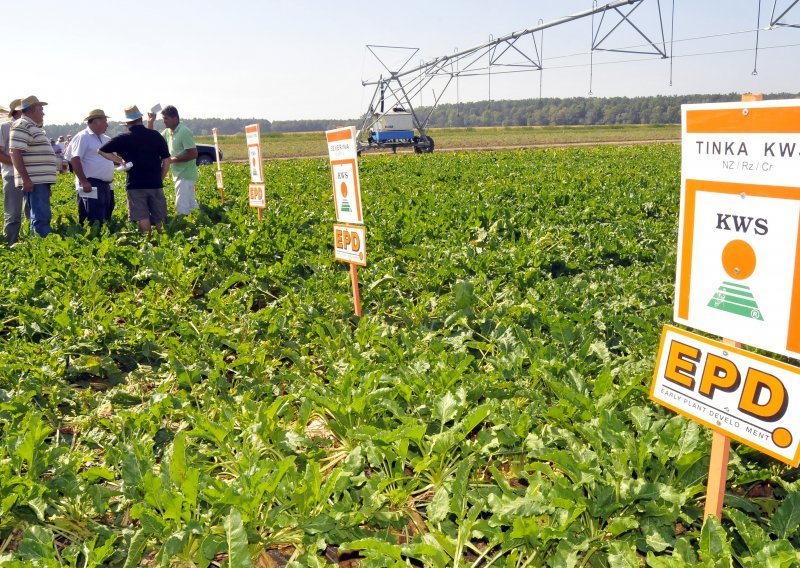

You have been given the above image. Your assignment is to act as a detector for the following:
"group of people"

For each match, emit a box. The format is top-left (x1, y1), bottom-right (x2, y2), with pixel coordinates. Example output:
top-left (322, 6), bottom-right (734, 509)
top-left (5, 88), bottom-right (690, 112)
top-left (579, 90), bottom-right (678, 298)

top-left (0, 96), bottom-right (201, 245)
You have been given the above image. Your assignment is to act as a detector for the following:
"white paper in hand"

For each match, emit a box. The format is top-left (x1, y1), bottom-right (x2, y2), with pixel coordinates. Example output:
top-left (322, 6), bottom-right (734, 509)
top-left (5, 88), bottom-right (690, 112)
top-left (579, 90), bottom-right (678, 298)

top-left (75, 183), bottom-right (98, 199)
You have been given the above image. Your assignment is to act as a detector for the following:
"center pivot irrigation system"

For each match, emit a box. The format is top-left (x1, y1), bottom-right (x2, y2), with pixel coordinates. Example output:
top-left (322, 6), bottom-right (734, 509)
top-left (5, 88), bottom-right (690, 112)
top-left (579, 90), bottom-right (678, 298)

top-left (356, 0), bottom-right (800, 154)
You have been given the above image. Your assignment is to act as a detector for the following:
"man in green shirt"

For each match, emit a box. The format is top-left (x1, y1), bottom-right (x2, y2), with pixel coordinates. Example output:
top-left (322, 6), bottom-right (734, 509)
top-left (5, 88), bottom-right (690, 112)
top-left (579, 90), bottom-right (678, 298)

top-left (148, 105), bottom-right (198, 215)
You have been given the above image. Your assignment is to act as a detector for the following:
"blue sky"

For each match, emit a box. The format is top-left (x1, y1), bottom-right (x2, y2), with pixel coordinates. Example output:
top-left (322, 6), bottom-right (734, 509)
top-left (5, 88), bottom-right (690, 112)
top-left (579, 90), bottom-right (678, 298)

top-left (7, 0), bottom-right (799, 124)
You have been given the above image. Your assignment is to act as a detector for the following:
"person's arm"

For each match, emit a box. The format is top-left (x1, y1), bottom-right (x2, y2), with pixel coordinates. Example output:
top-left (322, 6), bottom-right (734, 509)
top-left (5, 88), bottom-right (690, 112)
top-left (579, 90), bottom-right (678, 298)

top-left (10, 148), bottom-right (33, 192)
top-left (97, 150), bottom-right (126, 166)
top-left (169, 128), bottom-right (198, 163)
top-left (146, 112), bottom-right (156, 129)
top-left (70, 157), bottom-right (93, 192)
top-left (0, 149), bottom-right (11, 166)
top-left (170, 147), bottom-right (197, 163)
top-left (161, 158), bottom-right (171, 180)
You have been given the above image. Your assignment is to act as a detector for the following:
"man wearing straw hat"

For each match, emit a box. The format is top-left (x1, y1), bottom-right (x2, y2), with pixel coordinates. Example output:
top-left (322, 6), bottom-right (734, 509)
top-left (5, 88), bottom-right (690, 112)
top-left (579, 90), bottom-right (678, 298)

top-left (9, 96), bottom-right (57, 238)
top-left (98, 105), bottom-right (170, 233)
top-left (65, 109), bottom-right (115, 225)
top-left (0, 99), bottom-right (30, 245)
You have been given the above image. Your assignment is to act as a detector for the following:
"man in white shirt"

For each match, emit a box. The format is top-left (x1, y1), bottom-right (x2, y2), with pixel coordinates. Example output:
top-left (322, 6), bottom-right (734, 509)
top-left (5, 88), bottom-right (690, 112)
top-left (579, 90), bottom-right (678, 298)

top-left (64, 109), bottom-right (115, 225)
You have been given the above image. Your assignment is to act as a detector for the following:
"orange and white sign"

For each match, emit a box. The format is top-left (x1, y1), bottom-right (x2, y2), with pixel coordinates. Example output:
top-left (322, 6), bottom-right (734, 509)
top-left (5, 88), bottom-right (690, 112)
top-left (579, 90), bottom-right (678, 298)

top-left (651, 325), bottom-right (800, 466)
top-left (676, 100), bottom-right (800, 358)
top-left (249, 183), bottom-right (266, 208)
top-left (333, 224), bottom-right (366, 266)
top-left (326, 127), bottom-right (363, 224)
top-left (246, 124), bottom-right (264, 184)
top-left (326, 126), bottom-right (358, 161)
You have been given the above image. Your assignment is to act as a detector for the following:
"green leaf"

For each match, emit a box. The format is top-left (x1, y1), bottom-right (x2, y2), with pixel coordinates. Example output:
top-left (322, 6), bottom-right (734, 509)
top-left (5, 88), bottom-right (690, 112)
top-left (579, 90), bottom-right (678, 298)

top-left (453, 280), bottom-right (475, 310)
top-left (727, 508), bottom-right (767, 554)
top-left (753, 540), bottom-right (799, 568)
top-left (608, 540), bottom-right (639, 567)
top-left (224, 508), bottom-right (252, 568)
top-left (771, 491), bottom-right (800, 539)
top-left (169, 431), bottom-right (188, 486)
top-left (428, 486), bottom-right (451, 524)
top-left (122, 530), bottom-right (148, 568)
top-left (605, 516), bottom-right (639, 537)
top-left (699, 516), bottom-right (732, 567)
top-left (341, 538), bottom-right (404, 561)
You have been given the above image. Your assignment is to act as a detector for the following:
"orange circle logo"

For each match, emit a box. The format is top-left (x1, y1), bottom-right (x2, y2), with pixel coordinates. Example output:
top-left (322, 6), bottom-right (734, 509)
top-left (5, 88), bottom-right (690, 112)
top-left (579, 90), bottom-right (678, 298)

top-left (721, 240), bottom-right (756, 280)
top-left (773, 427), bottom-right (793, 449)
top-left (340, 181), bottom-right (348, 198)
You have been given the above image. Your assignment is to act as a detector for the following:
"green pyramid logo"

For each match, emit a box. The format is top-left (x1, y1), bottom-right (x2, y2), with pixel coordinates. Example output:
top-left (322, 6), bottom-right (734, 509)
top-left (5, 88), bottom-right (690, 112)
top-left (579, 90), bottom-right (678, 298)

top-left (708, 281), bottom-right (763, 321)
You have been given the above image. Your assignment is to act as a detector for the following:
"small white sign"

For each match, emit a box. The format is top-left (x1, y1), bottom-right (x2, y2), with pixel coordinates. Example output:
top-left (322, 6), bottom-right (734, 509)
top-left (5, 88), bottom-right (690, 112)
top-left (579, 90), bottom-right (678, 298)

top-left (333, 224), bottom-right (366, 266)
top-left (651, 325), bottom-right (800, 466)
top-left (326, 126), bottom-right (358, 161)
top-left (331, 160), bottom-right (362, 224)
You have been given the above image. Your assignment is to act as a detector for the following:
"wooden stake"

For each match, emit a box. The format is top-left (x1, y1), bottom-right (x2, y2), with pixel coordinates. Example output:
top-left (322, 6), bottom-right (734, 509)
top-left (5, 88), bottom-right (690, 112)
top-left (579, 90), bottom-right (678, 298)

top-left (257, 208), bottom-right (263, 221)
top-left (704, 337), bottom-right (739, 519)
top-left (350, 263), bottom-right (362, 316)
top-left (705, 92), bottom-right (761, 521)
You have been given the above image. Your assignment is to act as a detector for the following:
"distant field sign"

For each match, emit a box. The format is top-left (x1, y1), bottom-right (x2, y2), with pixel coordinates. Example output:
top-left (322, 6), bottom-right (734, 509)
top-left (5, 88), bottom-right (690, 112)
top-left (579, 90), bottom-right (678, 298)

top-left (326, 127), bottom-right (363, 224)
top-left (651, 325), bottom-right (800, 467)
top-left (246, 123), bottom-right (264, 184)
top-left (675, 100), bottom-right (800, 359)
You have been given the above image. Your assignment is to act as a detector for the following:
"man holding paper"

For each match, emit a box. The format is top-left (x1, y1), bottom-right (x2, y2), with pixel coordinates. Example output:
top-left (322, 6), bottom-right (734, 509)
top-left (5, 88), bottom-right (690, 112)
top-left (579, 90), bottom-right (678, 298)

top-left (65, 109), bottom-right (115, 225)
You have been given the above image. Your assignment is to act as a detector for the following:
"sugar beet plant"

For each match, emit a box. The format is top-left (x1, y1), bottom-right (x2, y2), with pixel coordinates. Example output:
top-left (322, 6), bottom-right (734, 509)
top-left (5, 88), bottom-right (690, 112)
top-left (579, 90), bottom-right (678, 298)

top-left (1, 145), bottom-right (799, 567)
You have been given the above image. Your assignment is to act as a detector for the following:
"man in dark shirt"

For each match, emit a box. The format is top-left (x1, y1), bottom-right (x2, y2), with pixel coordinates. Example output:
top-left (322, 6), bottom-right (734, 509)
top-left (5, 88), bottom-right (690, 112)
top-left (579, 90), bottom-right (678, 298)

top-left (98, 105), bottom-right (171, 233)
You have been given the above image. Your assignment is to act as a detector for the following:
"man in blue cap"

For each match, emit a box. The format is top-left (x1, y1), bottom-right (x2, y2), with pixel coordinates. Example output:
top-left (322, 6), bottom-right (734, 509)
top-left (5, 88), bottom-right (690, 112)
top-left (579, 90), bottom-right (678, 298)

top-left (98, 105), bottom-right (171, 233)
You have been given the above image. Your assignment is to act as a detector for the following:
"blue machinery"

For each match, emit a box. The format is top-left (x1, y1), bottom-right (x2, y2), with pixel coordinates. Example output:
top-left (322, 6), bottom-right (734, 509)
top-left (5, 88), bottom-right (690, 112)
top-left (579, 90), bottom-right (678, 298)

top-left (356, 0), bottom-right (799, 154)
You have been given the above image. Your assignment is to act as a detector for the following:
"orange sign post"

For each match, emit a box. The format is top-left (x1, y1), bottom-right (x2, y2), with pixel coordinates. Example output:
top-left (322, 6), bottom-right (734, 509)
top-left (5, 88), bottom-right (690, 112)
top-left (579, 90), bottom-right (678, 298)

top-left (656, 94), bottom-right (800, 521)
top-left (246, 124), bottom-right (266, 218)
top-left (326, 127), bottom-right (365, 316)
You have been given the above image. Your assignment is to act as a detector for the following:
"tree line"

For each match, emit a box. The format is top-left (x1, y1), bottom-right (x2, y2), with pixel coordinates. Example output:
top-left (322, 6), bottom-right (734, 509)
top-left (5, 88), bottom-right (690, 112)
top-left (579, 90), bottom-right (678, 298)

top-left (42, 92), bottom-right (798, 138)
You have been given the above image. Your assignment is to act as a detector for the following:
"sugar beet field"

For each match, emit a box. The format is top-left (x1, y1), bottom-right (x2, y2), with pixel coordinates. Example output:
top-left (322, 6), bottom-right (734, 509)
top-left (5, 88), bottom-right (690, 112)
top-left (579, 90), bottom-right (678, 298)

top-left (2, 145), bottom-right (800, 567)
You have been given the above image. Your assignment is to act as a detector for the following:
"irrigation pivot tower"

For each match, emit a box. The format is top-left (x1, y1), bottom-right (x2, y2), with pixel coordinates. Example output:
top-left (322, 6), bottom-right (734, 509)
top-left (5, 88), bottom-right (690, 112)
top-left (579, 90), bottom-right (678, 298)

top-left (357, 0), bottom-right (668, 154)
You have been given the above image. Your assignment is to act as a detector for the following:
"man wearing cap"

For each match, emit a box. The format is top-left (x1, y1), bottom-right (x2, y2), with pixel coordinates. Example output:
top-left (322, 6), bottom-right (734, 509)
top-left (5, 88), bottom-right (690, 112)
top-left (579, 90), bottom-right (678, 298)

top-left (0, 99), bottom-right (29, 244)
top-left (98, 105), bottom-right (170, 233)
top-left (9, 96), bottom-right (57, 238)
top-left (147, 105), bottom-right (198, 216)
top-left (64, 109), bottom-right (115, 225)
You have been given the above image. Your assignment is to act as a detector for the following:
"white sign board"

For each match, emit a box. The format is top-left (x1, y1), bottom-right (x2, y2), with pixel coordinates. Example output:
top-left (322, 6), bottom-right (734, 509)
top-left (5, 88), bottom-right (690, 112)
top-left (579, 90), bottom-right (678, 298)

top-left (326, 127), bottom-right (363, 224)
top-left (675, 100), bottom-right (800, 359)
top-left (246, 123), bottom-right (264, 184)
top-left (333, 224), bottom-right (366, 266)
top-left (212, 127), bottom-right (224, 190)
top-left (651, 325), bottom-right (800, 466)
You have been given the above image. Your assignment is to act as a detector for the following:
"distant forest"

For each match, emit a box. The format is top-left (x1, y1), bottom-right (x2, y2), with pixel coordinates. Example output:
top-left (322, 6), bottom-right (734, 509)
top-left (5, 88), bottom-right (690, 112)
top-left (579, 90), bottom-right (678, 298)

top-left (44, 93), bottom-right (798, 138)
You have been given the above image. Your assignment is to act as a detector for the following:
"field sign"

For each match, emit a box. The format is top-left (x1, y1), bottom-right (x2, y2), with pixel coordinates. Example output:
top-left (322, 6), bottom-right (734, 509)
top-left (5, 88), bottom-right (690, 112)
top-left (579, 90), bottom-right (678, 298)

top-left (675, 100), bottom-right (800, 359)
top-left (333, 224), bottom-right (366, 266)
top-left (249, 183), bottom-right (266, 208)
top-left (246, 124), bottom-right (264, 184)
top-left (651, 325), bottom-right (800, 466)
top-left (212, 127), bottom-right (224, 191)
top-left (326, 127), bottom-right (363, 224)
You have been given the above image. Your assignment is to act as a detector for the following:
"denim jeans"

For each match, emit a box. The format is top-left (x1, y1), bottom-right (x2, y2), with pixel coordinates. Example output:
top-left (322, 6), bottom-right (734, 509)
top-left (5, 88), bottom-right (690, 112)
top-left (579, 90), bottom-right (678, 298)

top-left (3, 173), bottom-right (28, 245)
top-left (22, 183), bottom-right (52, 237)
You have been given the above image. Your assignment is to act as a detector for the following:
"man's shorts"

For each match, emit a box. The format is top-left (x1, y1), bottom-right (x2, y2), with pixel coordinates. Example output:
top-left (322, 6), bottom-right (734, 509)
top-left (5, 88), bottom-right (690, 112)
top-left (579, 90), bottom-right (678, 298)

top-left (127, 187), bottom-right (168, 224)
